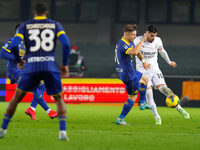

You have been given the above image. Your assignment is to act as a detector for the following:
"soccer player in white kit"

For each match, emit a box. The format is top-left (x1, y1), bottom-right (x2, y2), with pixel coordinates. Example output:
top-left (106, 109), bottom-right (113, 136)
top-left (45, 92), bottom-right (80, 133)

top-left (134, 24), bottom-right (190, 125)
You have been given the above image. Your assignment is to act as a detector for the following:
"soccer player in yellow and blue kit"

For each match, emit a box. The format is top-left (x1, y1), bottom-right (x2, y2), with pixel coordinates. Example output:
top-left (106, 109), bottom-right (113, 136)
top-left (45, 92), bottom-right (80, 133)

top-left (0, 3), bottom-right (70, 140)
top-left (114, 24), bottom-right (150, 125)
top-left (0, 24), bottom-right (58, 120)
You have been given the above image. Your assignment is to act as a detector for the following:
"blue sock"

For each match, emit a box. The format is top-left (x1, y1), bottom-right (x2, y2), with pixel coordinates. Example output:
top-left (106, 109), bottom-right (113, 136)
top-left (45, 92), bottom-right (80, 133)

top-left (33, 95), bottom-right (49, 111)
top-left (32, 87), bottom-right (49, 111)
top-left (139, 84), bottom-right (147, 104)
top-left (58, 116), bottom-right (66, 131)
top-left (30, 99), bottom-right (38, 108)
top-left (119, 99), bottom-right (134, 119)
top-left (1, 114), bottom-right (12, 130)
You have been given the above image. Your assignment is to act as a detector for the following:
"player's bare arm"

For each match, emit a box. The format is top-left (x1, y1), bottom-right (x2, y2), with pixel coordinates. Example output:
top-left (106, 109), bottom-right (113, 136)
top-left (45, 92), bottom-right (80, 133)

top-left (137, 52), bottom-right (151, 70)
top-left (126, 31), bottom-right (149, 55)
top-left (60, 65), bottom-right (69, 77)
top-left (17, 59), bottom-right (26, 70)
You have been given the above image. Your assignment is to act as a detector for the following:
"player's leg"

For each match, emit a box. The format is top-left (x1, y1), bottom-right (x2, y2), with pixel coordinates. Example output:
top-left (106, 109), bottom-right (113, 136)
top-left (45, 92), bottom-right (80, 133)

top-left (157, 84), bottom-right (190, 119)
top-left (137, 72), bottom-right (152, 110)
top-left (0, 73), bottom-right (41, 138)
top-left (144, 73), bottom-right (162, 124)
top-left (146, 87), bottom-right (161, 125)
top-left (115, 77), bottom-right (139, 125)
top-left (44, 72), bottom-right (69, 141)
top-left (52, 93), bottom-right (68, 140)
top-left (26, 83), bottom-right (57, 120)
top-left (36, 83), bottom-right (57, 118)
top-left (0, 89), bottom-right (26, 138)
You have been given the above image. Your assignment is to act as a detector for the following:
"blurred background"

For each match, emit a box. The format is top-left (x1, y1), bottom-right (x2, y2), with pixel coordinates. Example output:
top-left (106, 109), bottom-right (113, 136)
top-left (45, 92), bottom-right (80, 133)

top-left (0, 0), bottom-right (200, 106)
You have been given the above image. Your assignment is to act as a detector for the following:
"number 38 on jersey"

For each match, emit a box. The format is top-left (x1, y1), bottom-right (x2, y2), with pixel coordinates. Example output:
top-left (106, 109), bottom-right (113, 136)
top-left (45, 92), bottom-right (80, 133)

top-left (28, 29), bottom-right (55, 52)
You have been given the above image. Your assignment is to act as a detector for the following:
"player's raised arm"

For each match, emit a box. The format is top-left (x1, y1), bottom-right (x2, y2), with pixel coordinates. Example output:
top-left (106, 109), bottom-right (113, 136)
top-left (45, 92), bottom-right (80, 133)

top-left (126, 31), bottom-right (148, 55)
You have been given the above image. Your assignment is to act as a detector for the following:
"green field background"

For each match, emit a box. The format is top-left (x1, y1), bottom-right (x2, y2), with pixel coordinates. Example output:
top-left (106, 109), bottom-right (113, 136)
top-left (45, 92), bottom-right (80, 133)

top-left (0, 102), bottom-right (199, 150)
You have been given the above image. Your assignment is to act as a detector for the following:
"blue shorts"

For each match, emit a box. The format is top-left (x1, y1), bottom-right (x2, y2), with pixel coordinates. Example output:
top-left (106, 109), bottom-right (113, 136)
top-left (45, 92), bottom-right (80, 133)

top-left (123, 71), bottom-right (143, 95)
top-left (32, 83), bottom-right (46, 98)
top-left (17, 72), bottom-right (62, 95)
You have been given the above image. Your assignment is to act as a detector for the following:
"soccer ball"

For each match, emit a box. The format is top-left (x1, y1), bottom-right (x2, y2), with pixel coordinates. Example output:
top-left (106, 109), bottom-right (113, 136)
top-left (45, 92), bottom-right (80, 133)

top-left (165, 94), bottom-right (180, 108)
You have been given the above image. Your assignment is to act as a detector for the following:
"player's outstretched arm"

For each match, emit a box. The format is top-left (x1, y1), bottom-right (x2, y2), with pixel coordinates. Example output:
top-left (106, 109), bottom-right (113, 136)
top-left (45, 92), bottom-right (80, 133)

top-left (158, 48), bottom-right (177, 68)
top-left (126, 31), bottom-right (148, 55)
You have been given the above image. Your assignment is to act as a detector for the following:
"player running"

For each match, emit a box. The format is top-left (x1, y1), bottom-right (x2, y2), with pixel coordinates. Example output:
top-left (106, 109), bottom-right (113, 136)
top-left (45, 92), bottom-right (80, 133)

top-left (135, 24), bottom-right (190, 125)
top-left (0, 3), bottom-right (70, 140)
top-left (0, 24), bottom-right (57, 120)
top-left (114, 24), bottom-right (150, 125)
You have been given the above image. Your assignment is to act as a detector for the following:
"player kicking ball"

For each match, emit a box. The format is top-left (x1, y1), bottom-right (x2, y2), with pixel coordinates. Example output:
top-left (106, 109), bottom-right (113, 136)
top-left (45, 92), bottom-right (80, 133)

top-left (114, 24), bottom-right (150, 125)
top-left (0, 3), bottom-right (70, 140)
top-left (135, 24), bottom-right (190, 125)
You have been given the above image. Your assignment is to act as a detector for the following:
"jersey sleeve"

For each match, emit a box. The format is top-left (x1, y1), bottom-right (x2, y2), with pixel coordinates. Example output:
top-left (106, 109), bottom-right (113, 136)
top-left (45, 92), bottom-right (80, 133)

top-left (56, 22), bottom-right (66, 38)
top-left (157, 37), bottom-right (164, 50)
top-left (134, 37), bottom-right (141, 46)
top-left (58, 33), bottom-right (71, 66)
top-left (119, 43), bottom-right (133, 55)
top-left (0, 40), bottom-right (16, 60)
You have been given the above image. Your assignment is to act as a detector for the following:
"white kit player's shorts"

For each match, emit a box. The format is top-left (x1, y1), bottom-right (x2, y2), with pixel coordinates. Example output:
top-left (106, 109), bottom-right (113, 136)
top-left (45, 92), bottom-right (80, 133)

top-left (138, 69), bottom-right (166, 88)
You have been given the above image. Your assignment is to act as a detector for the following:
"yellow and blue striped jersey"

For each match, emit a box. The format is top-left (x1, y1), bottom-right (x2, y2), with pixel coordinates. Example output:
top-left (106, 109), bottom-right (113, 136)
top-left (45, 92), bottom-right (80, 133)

top-left (114, 38), bottom-right (137, 81)
top-left (15, 16), bottom-right (70, 74)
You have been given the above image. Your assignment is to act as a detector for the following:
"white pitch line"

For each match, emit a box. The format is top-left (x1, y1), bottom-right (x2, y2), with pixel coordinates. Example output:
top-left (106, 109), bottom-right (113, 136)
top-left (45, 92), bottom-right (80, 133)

top-left (71, 129), bottom-right (200, 136)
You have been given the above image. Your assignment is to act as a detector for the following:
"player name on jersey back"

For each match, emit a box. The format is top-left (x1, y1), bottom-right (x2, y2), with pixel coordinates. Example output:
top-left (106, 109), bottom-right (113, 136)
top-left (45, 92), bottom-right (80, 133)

top-left (16, 17), bottom-right (66, 73)
top-left (26, 23), bottom-right (55, 29)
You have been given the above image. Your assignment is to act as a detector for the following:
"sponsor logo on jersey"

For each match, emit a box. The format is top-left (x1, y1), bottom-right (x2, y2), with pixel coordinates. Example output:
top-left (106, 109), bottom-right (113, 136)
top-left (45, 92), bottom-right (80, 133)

top-left (28, 56), bottom-right (55, 62)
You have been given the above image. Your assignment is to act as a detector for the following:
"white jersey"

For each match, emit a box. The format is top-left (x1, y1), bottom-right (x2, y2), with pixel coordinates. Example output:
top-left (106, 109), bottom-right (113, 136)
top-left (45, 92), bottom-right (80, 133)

top-left (134, 36), bottom-right (168, 87)
top-left (134, 36), bottom-right (163, 72)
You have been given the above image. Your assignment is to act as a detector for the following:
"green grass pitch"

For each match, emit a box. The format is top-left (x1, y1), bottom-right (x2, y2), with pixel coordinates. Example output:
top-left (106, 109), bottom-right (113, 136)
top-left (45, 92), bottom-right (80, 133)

top-left (0, 102), bottom-right (200, 150)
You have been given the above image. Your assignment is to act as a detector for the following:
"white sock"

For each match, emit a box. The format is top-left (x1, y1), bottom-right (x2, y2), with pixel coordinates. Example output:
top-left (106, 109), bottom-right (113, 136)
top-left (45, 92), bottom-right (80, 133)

top-left (30, 106), bottom-right (36, 111)
top-left (46, 109), bottom-right (51, 114)
top-left (176, 104), bottom-right (183, 111)
top-left (159, 85), bottom-right (173, 97)
top-left (146, 89), bottom-right (160, 119)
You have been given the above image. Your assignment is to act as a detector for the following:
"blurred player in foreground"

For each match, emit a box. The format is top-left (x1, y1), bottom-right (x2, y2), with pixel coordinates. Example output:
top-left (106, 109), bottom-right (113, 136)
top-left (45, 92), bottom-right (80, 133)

top-left (0, 25), bottom-right (57, 120)
top-left (135, 24), bottom-right (190, 125)
top-left (0, 2), bottom-right (70, 141)
top-left (114, 24), bottom-right (150, 125)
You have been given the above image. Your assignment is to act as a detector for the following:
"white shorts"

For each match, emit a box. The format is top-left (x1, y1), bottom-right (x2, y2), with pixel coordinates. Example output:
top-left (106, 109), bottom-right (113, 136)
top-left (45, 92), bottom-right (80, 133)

top-left (138, 69), bottom-right (166, 88)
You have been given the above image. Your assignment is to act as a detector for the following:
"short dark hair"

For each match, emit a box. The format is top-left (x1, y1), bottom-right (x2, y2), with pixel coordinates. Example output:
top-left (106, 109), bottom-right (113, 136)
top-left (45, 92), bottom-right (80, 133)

top-left (35, 2), bottom-right (48, 15)
top-left (146, 24), bottom-right (158, 33)
top-left (15, 24), bottom-right (20, 32)
top-left (123, 24), bottom-right (137, 33)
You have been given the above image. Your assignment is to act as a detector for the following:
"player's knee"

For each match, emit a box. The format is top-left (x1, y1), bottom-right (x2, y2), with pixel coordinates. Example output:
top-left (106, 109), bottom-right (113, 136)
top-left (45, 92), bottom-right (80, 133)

top-left (128, 94), bottom-right (137, 102)
top-left (14, 88), bottom-right (26, 102)
top-left (53, 93), bottom-right (62, 101)
top-left (158, 85), bottom-right (173, 96)
top-left (141, 75), bottom-right (149, 85)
